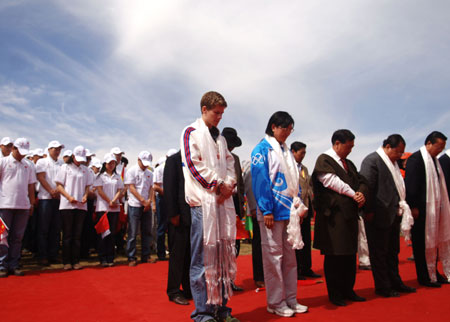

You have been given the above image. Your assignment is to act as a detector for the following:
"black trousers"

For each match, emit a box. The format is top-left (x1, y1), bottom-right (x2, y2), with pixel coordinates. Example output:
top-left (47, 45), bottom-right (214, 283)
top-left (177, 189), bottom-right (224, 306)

top-left (95, 211), bottom-right (119, 264)
top-left (251, 217), bottom-right (264, 282)
top-left (365, 216), bottom-right (403, 291)
top-left (324, 254), bottom-right (356, 301)
top-left (411, 214), bottom-right (432, 283)
top-left (166, 223), bottom-right (191, 299)
top-left (295, 208), bottom-right (313, 275)
top-left (61, 209), bottom-right (86, 265)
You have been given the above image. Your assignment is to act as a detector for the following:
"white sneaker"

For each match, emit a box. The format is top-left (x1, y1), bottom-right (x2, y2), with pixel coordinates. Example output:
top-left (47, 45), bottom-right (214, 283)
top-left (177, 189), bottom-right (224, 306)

top-left (288, 302), bottom-right (308, 313)
top-left (267, 306), bottom-right (295, 317)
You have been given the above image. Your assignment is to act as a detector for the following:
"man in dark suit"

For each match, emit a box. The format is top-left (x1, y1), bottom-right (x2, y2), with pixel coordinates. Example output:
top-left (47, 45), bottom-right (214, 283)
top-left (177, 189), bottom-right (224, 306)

top-left (439, 149), bottom-right (450, 197)
top-left (360, 134), bottom-right (416, 297)
top-left (164, 151), bottom-right (192, 305)
top-left (405, 131), bottom-right (449, 287)
top-left (291, 141), bottom-right (321, 280)
top-left (312, 129), bottom-right (368, 306)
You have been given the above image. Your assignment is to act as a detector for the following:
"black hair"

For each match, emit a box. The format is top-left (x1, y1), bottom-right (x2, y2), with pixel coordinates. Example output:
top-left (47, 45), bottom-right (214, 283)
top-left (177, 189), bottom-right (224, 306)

top-left (265, 111), bottom-right (294, 136)
top-left (121, 156), bottom-right (129, 166)
top-left (424, 131), bottom-right (447, 145)
top-left (98, 162), bottom-right (117, 177)
top-left (382, 134), bottom-right (405, 148)
top-left (290, 141), bottom-right (306, 152)
top-left (331, 129), bottom-right (355, 144)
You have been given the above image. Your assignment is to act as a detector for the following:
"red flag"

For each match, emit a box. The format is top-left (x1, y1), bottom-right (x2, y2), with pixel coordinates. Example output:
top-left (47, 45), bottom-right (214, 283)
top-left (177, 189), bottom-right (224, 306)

top-left (95, 212), bottom-right (111, 239)
top-left (0, 217), bottom-right (7, 235)
top-left (0, 217), bottom-right (8, 246)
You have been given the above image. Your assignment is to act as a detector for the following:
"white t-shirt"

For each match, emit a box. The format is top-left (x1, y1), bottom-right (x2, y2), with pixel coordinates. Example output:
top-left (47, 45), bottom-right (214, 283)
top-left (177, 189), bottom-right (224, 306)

top-left (94, 172), bottom-right (124, 213)
top-left (36, 157), bottom-right (63, 200)
top-left (124, 164), bottom-right (153, 207)
top-left (0, 154), bottom-right (37, 209)
top-left (55, 163), bottom-right (93, 211)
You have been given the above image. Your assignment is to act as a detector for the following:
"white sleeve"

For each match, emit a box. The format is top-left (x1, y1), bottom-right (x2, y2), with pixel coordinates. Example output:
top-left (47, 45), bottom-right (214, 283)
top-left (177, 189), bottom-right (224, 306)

top-left (317, 173), bottom-right (355, 198)
top-left (35, 159), bottom-right (46, 174)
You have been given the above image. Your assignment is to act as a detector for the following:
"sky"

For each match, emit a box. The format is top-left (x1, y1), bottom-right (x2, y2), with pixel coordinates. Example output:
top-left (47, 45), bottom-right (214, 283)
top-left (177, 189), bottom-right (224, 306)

top-left (1, 0), bottom-right (449, 169)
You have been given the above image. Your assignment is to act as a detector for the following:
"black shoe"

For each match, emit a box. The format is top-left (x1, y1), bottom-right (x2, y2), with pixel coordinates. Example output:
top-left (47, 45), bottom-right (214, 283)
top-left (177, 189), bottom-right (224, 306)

top-left (297, 275), bottom-right (306, 280)
top-left (346, 293), bottom-right (366, 302)
top-left (169, 295), bottom-right (189, 305)
top-left (231, 282), bottom-right (244, 292)
top-left (0, 269), bottom-right (8, 278)
top-left (330, 299), bottom-right (347, 306)
top-left (358, 265), bottom-right (371, 271)
top-left (436, 273), bottom-right (450, 284)
top-left (301, 270), bottom-right (322, 278)
top-left (419, 281), bottom-right (441, 288)
top-left (158, 257), bottom-right (169, 261)
top-left (393, 284), bottom-right (416, 293)
top-left (38, 258), bottom-right (50, 266)
top-left (9, 269), bottom-right (25, 276)
top-left (375, 289), bottom-right (400, 298)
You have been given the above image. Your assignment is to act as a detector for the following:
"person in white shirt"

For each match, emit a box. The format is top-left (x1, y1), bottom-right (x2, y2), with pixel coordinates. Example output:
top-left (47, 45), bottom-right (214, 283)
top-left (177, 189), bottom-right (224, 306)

top-left (0, 138), bottom-right (36, 277)
top-left (124, 151), bottom-right (154, 266)
top-left (111, 147), bottom-right (126, 179)
top-left (93, 153), bottom-right (125, 267)
top-left (62, 150), bottom-right (72, 164)
top-left (35, 140), bottom-right (64, 266)
top-left (55, 146), bottom-right (93, 270)
top-left (0, 137), bottom-right (13, 159)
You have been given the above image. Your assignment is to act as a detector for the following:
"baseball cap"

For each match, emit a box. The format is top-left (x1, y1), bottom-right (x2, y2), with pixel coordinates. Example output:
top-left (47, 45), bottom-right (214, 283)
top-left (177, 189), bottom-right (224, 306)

top-left (85, 149), bottom-right (96, 157)
top-left (1, 137), bottom-right (13, 146)
top-left (166, 148), bottom-right (178, 158)
top-left (14, 138), bottom-right (30, 156)
top-left (110, 147), bottom-right (124, 155)
top-left (63, 149), bottom-right (73, 157)
top-left (47, 140), bottom-right (65, 149)
top-left (103, 152), bottom-right (117, 164)
top-left (90, 157), bottom-right (102, 169)
top-left (73, 145), bottom-right (87, 162)
top-left (138, 151), bottom-right (152, 167)
top-left (33, 148), bottom-right (45, 157)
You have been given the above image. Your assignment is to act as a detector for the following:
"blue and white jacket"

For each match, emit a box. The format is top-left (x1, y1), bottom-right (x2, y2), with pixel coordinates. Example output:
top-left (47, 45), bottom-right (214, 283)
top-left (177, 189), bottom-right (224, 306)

top-left (251, 138), bottom-right (301, 221)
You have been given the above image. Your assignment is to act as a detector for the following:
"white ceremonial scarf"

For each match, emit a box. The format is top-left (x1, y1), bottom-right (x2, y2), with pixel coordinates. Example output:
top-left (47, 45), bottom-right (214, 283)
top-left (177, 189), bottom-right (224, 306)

top-left (420, 146), bottom-right (450, 282)
top-left (193, 118), bottom-right (237, 305)
top-left (266, 135), bottom-right (307, 249)
top-left (446, 149), bottom-right (450, 158)
top-left (376, 147), bottom-right (414, 240)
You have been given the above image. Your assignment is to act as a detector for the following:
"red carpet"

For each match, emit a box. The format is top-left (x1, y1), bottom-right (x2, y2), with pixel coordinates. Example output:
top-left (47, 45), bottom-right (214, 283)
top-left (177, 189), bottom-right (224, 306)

top-left (2, 241), bottom-right (450, 321)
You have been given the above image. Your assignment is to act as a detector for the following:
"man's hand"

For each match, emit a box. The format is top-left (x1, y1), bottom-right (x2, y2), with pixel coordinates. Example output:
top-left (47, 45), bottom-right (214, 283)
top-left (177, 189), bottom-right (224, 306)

top-left (171, 215), bottom-right (180, 227)
top-left (353, 192), bottom-right (366, 208)
top-left (411, 208), bottom-right (419, 219)
top-left (68, 196), bottom-right (77, 204)
top-left (264, 214), bottom-right (274, 229)
top-left (81, 195), bottom-right (88, 204)
top-left (50, 189), bottom-right (59, 199)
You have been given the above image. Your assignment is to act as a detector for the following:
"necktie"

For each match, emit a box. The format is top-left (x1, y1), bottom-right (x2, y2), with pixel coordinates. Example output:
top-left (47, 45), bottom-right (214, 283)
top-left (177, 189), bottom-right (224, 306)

top-left (341, 158), bottom-right (349, 172)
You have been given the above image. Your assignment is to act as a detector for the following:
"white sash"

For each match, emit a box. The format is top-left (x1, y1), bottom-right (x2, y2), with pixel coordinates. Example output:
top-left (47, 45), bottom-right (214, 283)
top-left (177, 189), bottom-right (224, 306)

top-left (376, 147), bottom-right (414, 240)
top-left (265, 135), bottom-right (307, 249)
top-left (420, 146), bottom-right (450, 282)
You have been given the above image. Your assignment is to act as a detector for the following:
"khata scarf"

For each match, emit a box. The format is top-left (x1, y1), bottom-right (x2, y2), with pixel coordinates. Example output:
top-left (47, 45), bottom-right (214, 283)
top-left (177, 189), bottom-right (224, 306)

top-left (265, 135), bottom-right (307, 249)
top-left (194, 118), bottom-right (237, 305)
top-left (376, 147), bottom-right (414, 240)
top-left (420, 146), bottom-right (450, 282)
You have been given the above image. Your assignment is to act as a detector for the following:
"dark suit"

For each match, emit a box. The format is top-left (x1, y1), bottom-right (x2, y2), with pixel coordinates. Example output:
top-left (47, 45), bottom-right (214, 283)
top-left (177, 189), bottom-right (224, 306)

top-left (164, 151), bottom-right (192, 300)
top-left (295, 164), bottom-right (314, 276)
top-left (439, 153), bottom-right (450, 197)
top-left (360, 152), bottom-right (404, 292)
top-left (312, 153), bottom-right (368, 302)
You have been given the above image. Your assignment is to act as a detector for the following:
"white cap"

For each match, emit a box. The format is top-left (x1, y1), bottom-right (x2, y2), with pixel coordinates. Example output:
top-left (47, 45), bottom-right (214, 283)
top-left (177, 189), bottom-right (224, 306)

top-left (85, 149), bottom-right (96, 157)
top-left (103, 152), bottom-right (117, 164)
top-left (156, 156), bottom-right (166, 166)
top-left (73, 145), bottom-right (87, 162)
top-left (63, 149), bottom-right (73, 157)
top-left (1, 137), bottom-right (13, 146)
top-left (138, 151), bottom-right (152, 167)
top-left (110, 147), bottom-right (124, 155)
top-left (33, 148), bottom-right (45, 157)
top-left (14, 138), bottom-right (30, 156)
top-left (47, 140), bottom-right (65, 149)
top-left (166, 148), bottom-right (178, 158)
top-left (90, 157), bottom-right (102, 169)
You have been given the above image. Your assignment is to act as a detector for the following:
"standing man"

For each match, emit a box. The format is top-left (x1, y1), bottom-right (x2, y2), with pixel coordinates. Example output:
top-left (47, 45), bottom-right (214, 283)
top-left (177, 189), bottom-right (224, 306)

top-left (291, 141), bottom-right (321, 280)
top-left (312, 129), bottom-right (368, 306)
top-left (165, 150), bottom-right (192, 305)
top-left (439, 147), bottom-right (450, 197)
top-left (405, 131), bottom-right (450, 287)
top-left (0, 137), bottom-right (13, 159)
top-left (0, 138), bottom-right (36, 277)
top-left (180, 91), bottom-right (239, 322)
top-left (35, 140), bottom-right (65, 265)
top-left (360, 134), bottom-right (416, 297)
top-left (124, 151), bottom-right (155, 266)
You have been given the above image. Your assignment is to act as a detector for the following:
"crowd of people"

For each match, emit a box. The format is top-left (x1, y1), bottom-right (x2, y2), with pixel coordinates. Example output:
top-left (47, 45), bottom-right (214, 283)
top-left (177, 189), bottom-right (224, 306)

top-left (1, 91), bottom-right (450, 322)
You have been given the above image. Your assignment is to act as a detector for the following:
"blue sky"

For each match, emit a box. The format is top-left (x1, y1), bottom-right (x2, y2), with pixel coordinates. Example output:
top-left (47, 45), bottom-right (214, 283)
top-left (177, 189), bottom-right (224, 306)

top-left (1, 0), bottom-right (449, 169)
